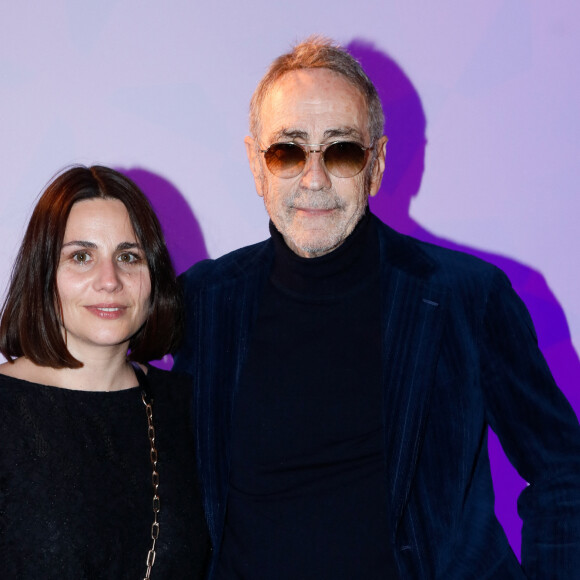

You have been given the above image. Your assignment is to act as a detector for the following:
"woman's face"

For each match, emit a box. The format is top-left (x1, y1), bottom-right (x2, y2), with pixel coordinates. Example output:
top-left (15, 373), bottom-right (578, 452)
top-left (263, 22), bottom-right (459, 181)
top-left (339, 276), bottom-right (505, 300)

top-left (56, 198), bottom-right (152, 359)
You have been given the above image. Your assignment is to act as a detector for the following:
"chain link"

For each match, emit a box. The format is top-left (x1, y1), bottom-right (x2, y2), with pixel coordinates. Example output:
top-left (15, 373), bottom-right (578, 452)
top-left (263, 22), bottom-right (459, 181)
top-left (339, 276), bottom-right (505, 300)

top-left (142, 391), bottom-right (160, 580)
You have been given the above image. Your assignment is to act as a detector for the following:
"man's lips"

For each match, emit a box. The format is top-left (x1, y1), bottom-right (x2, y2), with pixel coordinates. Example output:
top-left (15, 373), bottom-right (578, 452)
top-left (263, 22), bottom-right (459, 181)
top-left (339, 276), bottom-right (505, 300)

top-left (293, 207), bottom-right (336, 215)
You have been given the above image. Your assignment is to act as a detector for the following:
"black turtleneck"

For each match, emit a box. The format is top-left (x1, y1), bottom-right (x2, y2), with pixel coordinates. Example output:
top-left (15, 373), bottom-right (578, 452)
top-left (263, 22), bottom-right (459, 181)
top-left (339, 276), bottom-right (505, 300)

top-left (218, 211), bottom-right (398, 579)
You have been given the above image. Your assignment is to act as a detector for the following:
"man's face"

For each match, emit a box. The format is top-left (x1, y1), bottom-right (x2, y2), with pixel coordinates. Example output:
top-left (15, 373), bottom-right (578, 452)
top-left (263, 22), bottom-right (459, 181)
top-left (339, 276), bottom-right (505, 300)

top-left (245, 68), bottom-right (387, 258)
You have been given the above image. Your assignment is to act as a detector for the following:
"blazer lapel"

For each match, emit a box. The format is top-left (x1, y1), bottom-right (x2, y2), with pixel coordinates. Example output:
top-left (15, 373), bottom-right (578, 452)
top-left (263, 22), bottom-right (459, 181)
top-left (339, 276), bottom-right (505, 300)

top-left (192, 245), bottom-right (272, 546)
top-left (377, 222), bottom-right (448, 531)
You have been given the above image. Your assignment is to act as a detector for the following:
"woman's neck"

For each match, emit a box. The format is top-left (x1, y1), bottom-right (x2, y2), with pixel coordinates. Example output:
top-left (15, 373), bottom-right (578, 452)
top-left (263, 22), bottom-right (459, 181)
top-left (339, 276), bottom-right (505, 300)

top-left (0, 351), bottom-right (141, 392)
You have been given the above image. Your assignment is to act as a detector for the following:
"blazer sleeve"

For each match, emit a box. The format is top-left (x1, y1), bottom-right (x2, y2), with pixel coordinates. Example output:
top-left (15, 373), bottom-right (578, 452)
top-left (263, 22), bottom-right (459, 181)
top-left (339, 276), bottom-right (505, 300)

top-left (480, 269), bottom-right (580, 579)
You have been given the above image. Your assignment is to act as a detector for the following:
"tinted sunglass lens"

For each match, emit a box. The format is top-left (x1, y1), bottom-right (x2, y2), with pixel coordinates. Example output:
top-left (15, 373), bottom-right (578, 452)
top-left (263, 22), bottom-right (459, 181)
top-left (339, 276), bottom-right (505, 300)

top-left (264, 143), bottom-right (306, 177)
top-left (324, 142), bottom-right (367, 177)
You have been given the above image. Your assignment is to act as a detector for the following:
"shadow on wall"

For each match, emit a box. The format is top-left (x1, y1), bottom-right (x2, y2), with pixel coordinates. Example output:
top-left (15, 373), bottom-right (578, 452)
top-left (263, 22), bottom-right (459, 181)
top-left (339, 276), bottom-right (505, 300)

top-left (118, 167), bottom-right (209, 370)
top-left (347, 39), bottom-right (580, 560)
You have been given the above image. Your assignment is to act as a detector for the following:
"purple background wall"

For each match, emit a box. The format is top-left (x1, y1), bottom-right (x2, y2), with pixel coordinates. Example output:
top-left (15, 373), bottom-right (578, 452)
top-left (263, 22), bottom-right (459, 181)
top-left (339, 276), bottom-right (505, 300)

top-left (1, 0), bottom-right (578, 559)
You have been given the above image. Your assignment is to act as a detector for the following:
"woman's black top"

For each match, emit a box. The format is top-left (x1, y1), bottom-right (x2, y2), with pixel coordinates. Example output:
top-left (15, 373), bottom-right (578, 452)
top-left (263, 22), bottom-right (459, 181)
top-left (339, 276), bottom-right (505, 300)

top-left (0, 365), bottom-right (210, 579)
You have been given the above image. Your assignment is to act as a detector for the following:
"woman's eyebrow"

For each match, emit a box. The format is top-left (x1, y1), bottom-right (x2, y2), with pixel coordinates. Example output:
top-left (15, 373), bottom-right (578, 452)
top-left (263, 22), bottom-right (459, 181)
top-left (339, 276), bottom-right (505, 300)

top-left (116, 242), bottom-right (142, 251)
top-left (61, 240), bottom-right (97, 249)
top-left (60, 241), bottom-right (142, 250)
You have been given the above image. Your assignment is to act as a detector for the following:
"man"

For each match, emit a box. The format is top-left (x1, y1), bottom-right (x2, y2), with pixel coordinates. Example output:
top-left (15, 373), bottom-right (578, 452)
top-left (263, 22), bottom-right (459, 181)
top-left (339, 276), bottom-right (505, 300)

top-left (174, 38), bottom-right (580, 579)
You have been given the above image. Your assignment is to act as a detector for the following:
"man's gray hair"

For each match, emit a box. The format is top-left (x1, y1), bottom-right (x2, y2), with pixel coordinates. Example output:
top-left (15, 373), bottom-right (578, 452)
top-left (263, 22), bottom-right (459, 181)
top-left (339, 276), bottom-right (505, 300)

top-left (249, 36), bottom-right (385, 146)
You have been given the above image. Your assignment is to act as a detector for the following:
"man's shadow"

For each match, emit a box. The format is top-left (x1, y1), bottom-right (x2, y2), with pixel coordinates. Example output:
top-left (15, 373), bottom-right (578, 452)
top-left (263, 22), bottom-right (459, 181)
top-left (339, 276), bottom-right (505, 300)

top-left (348, 39), bottom-right (580, 559)
top-left (118, 167), bottom-right (209, 369)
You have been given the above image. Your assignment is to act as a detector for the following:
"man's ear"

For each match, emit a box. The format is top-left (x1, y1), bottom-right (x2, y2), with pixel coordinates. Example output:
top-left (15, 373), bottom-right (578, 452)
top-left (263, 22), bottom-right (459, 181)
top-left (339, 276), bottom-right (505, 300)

top-left (244, 135), bottom-right (264, 198)
top-left (369, 135), bottom-right (388, 198)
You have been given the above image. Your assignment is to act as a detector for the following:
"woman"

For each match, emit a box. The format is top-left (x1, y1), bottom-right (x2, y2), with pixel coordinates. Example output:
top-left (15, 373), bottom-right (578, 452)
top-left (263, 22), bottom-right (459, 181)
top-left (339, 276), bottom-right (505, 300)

top-left (0, 166), bottom-right (210, 578)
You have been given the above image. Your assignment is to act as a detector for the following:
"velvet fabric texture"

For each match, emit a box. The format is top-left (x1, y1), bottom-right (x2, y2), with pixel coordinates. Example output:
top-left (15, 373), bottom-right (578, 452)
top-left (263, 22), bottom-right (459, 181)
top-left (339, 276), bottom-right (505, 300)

top-left (174, 213), bottom-right (580, 579)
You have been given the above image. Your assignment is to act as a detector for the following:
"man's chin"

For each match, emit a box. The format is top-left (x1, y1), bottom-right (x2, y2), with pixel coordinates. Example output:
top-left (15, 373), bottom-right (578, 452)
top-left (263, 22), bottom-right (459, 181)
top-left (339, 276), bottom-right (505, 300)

top-left (286, 232), bottom-right (343, 258)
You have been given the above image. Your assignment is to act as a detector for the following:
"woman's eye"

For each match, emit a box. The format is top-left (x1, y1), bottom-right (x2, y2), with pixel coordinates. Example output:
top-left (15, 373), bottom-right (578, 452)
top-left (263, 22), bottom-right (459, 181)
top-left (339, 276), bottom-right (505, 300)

top-left (117, 252), bottom-right (140, 264)
top-left (72, 252), bottom-right (91, 264)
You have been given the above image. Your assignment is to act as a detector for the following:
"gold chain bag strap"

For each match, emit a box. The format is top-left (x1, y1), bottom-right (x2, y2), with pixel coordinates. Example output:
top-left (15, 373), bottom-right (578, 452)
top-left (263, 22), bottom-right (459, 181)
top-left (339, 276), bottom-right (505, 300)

top-left (132, 363), bottom-right (160, 579)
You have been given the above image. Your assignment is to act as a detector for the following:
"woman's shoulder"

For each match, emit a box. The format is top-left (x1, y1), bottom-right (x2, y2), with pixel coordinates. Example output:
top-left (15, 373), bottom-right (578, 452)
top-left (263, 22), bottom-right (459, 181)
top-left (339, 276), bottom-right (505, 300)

top-left (0, 362), bottom-right (53, 444)
top-left (145, 364), bottom-right (193, 404)
top-left (0, 358), bottom-right (31, 381)
top-left (145, 363), bottom-right (191, 385)
top-left (0, 369), bottom-right (25, 413)
top-left (0, 357), bottom-right (62, 389)
top-left (0, 360), bottom-right (46, 396)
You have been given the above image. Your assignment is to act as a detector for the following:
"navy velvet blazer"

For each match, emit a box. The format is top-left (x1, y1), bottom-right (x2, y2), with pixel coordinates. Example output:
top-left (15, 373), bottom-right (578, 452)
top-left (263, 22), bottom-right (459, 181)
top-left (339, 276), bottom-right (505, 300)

top-left (174, 215), bottom-right (580, 579)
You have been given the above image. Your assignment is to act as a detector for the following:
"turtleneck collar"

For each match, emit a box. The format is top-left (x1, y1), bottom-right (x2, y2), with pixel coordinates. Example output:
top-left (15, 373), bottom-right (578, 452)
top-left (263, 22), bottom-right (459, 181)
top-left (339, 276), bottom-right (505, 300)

top-left (269, 209), bottom-right (379, 299)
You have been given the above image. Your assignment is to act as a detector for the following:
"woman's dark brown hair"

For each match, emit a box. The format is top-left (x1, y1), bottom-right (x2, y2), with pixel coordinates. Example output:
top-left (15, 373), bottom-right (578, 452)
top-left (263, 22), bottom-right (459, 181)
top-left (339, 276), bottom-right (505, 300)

top-left (0, 165), bottom-right (182, 368)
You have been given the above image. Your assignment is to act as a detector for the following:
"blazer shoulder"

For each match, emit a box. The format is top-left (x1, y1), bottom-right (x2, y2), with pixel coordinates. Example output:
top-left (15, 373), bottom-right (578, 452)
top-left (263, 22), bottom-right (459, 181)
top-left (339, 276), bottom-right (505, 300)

top-left (179, 238), bottom-right (273, 292)
top-left (375, 217), bottom-right (505, 289)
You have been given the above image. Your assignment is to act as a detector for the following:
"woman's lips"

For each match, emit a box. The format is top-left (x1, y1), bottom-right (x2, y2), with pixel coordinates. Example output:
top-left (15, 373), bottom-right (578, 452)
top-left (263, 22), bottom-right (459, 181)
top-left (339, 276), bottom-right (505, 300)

top-left (85, 305), bottom-right (127, 319)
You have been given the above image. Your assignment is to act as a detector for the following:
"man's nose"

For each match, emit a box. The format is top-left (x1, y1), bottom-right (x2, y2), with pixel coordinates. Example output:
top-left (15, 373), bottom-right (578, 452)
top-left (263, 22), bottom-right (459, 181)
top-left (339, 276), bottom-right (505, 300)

top-left (94, 259), bottom-right (123, 292)
top-left (299, 150), bottom-right (332, 190)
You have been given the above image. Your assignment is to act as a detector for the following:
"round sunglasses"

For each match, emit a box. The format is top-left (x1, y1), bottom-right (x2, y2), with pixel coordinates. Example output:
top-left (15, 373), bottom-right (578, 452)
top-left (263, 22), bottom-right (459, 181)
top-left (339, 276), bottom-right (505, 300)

top-left (259, 141), bottom-right (373, 179)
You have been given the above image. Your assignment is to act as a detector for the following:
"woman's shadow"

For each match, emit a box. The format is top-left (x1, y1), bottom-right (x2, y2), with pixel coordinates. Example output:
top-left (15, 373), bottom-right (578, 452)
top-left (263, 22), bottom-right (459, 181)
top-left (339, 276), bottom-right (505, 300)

top-left (117, 167), bottom-right (209, 370)
top-left (348, 39), bottom-right (580, 559)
